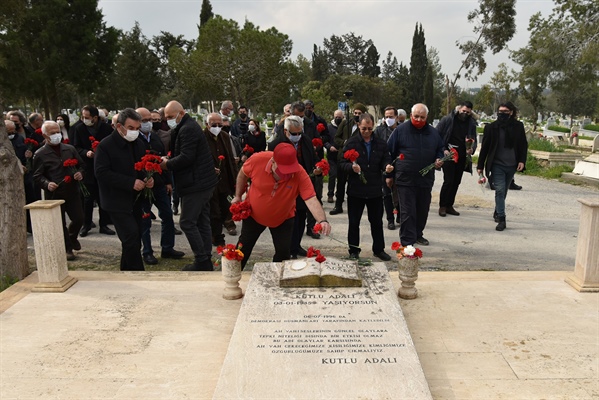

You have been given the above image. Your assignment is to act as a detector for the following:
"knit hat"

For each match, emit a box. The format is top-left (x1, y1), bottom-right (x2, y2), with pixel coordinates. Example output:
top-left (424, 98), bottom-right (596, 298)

top-left (353, 103), bottom-right (367, 113)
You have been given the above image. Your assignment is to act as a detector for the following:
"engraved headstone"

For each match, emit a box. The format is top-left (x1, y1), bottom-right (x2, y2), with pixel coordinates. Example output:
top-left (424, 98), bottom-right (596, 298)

top-left (213, 262), bottom-right (432, 399)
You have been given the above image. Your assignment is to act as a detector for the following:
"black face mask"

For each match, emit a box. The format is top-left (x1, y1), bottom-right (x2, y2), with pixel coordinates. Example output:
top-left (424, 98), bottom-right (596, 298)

top-left (334, 117), bottom-right (343, 126)
top-left (222, 126), bottom-right (230, 133)
top-left (304, 109), bottom-right (313, 118)
top-left (497, 113), bottom-right (510, 121)
top-left (14, 123), bottom-right (21, 130)
top-left (239, 113), bottom-right (247, 120)
top-left (152, 122), bottom-right (162, 131)
top-left (457, 113), bottom-right (470, 121)
top-left (354, 115), bottom-right (360, 123)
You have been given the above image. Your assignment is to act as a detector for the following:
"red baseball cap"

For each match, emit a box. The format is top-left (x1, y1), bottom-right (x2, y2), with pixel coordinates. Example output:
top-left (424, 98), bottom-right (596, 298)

top-left (273, 143), bottom-right (300, 174)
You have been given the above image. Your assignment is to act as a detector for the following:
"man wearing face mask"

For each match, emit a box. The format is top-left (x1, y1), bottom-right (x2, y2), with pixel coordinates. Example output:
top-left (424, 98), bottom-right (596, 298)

top-left (325, 109), bottom-right (344, 204)
top-left (204, 113), bottom-right (238, 245)
top-left (231, 105), bottom-right (250, 139)
top-left (7, 110), bottom-right (27, 138)
top-left (231, 143), bottom-right (331, 269)
top-left (32, 121), bottom-right (85, 261)
top-left (6, 120), bottom-right (27, 172)
top-left (150, 109), bottom-right (171, 154)
top-left (95, 108), bottom-right (154, 271)
top-left (73, 105), bottom-right (115, 237)
top-left (374, 106), bottom-right (401, 230)
top-left (436, 101), bottom-right (478, 217)
top-left (477, 102), bottom-right (527, 231)
top-left (387, 103), bottom-right (445, 247)
top-left (136, 107), bottom-right (185, 265)
top-left (268, 116), bottom-right (320, 258)
top-left (160, 100), bottom-right (218, 271)
top-left (331, 103), bottom-right (367, 215)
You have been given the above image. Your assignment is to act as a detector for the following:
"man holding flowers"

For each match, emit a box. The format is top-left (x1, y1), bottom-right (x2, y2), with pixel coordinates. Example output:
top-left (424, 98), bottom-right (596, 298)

top-left (95, 108), bottom-right (154, 271)
top-left (32, 121), bottom-right (85, 261)
top-left (387, 103), bottom-right (445, 247)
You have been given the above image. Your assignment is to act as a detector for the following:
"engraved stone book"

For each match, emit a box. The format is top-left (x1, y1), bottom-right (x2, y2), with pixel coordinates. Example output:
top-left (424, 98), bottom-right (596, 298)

top-left (279, 257), bottom-right (362, 287)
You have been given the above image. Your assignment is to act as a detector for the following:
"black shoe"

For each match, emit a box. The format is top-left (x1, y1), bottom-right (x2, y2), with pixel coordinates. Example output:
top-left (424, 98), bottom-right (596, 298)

top-left (446, 206), bottom-right (460, 216)
top-left (496, 216), bottom-right (506, 231)
top-left (509, 181), bottom-right (522, 190)
top-left (66, 251), bottom-right (76, 261)
top-left (71, 239), bottom-right (81, 251)
top-left (306, 231), bottom-right (321, 239)
top-left (297, 247), bottom-right (307, 257)
top-left (348, 252), bottom-right (359, 260)
top-left (174, 227), bottom-right (183, 235)
top-left (374, 251), bottom-right (392, 261)
top-left (493, 210), bottom-right (499, 223)
top-left (387, 222), bottom-right (396, 230)
top-left (329, 207), bottom-right (343, 215)
top-left (182, 259), bottom-right (213, 271)
top-left (327, 196), bottom-right (335, 203)
top-left (161, 249), bottom-right (185, 259)
top-left (80, 225), bottom-right (91, 237)
top-left (143, 254), bottom-right (158, 265)
top-left (213, 240), bottom-right (226, 247)
top-left (173, 206), bottom-right (179, 215)
top-left (90, 222), bottom-right (97, 228)
top-left (99, 226), bottom-right (115, 235)
top-left (438, 207), bottom-right (447, 217)
top-left (226, 227), bottom-right (237, 236)
top-left (416, 237), bottom-right (430, 246)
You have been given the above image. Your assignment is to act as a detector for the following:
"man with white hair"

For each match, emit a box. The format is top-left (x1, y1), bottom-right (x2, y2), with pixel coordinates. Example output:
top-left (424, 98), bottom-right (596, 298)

top-left (387, 103), bottom-right (445, 247)
top-left (32, 121), bottom-right (85, 260)
top-left (219, 100), bottom-right (234, 119)
top-left (397, 109), bottom-right (407, 123)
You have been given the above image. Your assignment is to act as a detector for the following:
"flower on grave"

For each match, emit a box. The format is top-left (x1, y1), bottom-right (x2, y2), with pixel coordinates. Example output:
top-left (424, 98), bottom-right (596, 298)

top-left (391, 242), bottom-right (423, 260)
top-left (307, 246), bottom-right (326, 263)
top-left (316, 123), bottom-right (326, 133)
top-left (419, 147), bottom-right (459, 176)
top-left (313, 224), bottom-right (360, 254)
top-left (229, 200), bottom-right (251, 221)
top-left (217, 243), bottom-right (244, 262)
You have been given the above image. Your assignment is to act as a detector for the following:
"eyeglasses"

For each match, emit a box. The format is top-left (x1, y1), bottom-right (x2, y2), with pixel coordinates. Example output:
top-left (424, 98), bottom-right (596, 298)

top-left (210, 123), bottom-right (223, 128)
top-left (498, 110), bottom-right (511, 114)
top-left (289, 130), bottom-right (303, 136)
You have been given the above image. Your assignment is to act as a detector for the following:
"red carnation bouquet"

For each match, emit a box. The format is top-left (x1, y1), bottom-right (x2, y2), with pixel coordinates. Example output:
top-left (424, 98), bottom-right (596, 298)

top-left (312, 138), bottom-right (323, 148)
top-left (217, 243), bottom-right (244, 262)
top-left (419, 147), bottom-right (458, 176)
top-left (134, 152), bottom-right (163, 201)
top-left (242, 144), bottom-right (254, 157)
top-left (316, 123), bottom-right (326, 133)
top-left (229, 200), bottom-right (251, 221)
top-left (343, 148), bottom-right (367, 184)
top-left (24, 138), bottom-right (39, 171)
top-left (63, 158), bottom-right (90, 196)
top-left (307, 246), bottom-right (326, 263)
top-left (89, 136), bottom-right (100, 152)
top-left (391, 242), bottom-right (423, 260)
top-left (311, 159), bottom-right (330, 177)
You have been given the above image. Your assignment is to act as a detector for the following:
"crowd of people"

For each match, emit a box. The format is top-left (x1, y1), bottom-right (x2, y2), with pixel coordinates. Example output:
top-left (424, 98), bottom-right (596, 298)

top-left (5, 98), bottom-right (527, 270)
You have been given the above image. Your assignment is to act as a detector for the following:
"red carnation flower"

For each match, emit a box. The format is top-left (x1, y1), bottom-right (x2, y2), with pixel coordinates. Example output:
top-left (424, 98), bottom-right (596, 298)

top-left (313, 223), bottom-right (322, 234)
top-left (312, 138), bottom-right (323, 148)
top-left (399, 154), bottom-right (405, 160)
top-left (343, 149), bottom-right (360, 163)
top-left (315, 254), bottom-right (326, 263)
top-left (63, 175), bottom-right (72, 184)
top-left (316, 123), bottom-right (326, 133)
top-left (391, 242), bottom-right (401, 251)
top-left (218, 155), bottom-right (225, 161)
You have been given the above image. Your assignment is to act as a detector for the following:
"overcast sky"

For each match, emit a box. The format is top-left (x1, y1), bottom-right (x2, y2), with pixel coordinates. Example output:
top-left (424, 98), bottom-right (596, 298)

top-left (98, 0), bottom-right (554, 89)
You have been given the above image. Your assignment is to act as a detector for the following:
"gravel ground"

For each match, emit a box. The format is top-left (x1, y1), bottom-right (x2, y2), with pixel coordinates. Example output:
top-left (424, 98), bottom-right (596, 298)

top-left (27, 171), bottom-right (598, 273)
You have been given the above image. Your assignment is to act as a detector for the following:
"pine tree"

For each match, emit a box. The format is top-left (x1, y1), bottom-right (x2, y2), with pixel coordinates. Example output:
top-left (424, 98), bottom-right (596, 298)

top-left (424, 64), bottom-right (434, 122)
top-left (362, 44), bottom-right (381, 77)
top-left (408, 23), bottom-right (428, 107)
top-left (199, 0), bottom-right (214, 30)
top-left (311, 44), bottom-right (329, 82)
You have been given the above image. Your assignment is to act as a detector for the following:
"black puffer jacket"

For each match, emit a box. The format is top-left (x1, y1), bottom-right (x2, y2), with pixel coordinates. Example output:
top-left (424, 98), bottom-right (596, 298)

top-left (166, 114), bottom-right (217, 196)
top-left (339, 134), bottom-right (390, 199)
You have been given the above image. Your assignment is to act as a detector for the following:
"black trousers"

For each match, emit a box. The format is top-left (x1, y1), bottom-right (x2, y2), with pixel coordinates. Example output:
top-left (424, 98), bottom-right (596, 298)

top-left (292, 205), bottom-right (307, 256)
top-left (210, 191), bottom-right (233, 245)
top-left (347, 195), bottom-right (385, 255)
top-left (327, 152), bottom-right (338, 198)
top-left (238, 216), bottom-right (294, 269)
top-left (83, 179), bottom-right (110, 228)
top-left (110, 204), bottom-right (144, 271)
top-left (334, 168), bottom-right (347, 209)
top-left (57, 190), bottom-right (84, 252)
top-left (440, 160), bottom-right (465, 208)
top-left (382, 177), bottom-right (396, 224)
top-left (398, 185), bottom-right (432, 246)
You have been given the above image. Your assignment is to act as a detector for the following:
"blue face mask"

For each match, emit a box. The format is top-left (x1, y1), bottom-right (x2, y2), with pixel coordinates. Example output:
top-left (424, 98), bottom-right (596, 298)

top-left (288, 134), bottom-right (301, 144)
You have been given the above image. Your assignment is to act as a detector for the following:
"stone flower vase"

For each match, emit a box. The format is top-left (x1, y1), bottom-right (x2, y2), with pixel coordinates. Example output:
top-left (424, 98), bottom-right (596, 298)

top-left (397, 257), bottom-right (420, 299)
top-left (221, 257), bottom-right (243, 300)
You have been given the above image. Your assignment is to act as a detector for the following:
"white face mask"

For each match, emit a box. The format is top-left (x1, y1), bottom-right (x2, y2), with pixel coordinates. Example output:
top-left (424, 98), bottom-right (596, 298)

top-left (8, 134), bottom-right (15, 140)
top-left (289, 134), bottom-right (301, 144)
top-left (83, 118), bottom-right (94, 127)
top-left (166, 114), bottom-right (180, 129)
top-left (210, 126), bottom-right (221, 136)
top-left (140, 121), bottom-right (152, 134)
top-left (57, 120), bottom-right (65, 127)
top-left (49, 133), bottom-right (62, 145)
top-left (123, 129), bottom-right (139, 142)
top-left (385, 118), bottom-right (396, 127)
top-left (248, 124), bottom-right (256, 132)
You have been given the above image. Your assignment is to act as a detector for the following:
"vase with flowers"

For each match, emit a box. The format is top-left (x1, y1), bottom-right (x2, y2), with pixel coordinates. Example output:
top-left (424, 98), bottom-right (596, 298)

top-left (391, 242), bottom-right (423, 299)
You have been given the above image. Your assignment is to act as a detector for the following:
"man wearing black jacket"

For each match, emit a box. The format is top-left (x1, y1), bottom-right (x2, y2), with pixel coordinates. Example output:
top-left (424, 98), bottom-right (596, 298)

top-left (136, 107), bottom-right (185, 265)
top-left (339, 113), bottom-right (393, 261)
top-left (95, 109), bottom-right (153, 271)
top-left (161, 100), bottom-right (218, 271)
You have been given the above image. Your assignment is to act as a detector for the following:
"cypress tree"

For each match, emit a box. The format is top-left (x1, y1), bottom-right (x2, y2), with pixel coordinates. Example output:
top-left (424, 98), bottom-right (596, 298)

top-left (408, 23), bottom-right (428, 107)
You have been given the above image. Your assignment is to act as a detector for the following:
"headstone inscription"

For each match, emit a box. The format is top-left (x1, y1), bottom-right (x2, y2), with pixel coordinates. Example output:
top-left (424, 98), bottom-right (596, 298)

top-left (213, 261), bottom-right (432, 400)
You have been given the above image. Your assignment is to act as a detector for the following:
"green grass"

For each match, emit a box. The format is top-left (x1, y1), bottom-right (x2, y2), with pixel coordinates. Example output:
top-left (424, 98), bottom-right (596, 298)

top-left (547, 125), bottom-right (570, 133)
top-left (578, 135), bottom-right (595, 140)
top-left (527, 138), bottom-right (564, 152)
top-left (583, 124), bottom-right (599, 132)
top-left (0, 275), bottom-right (19, 292)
